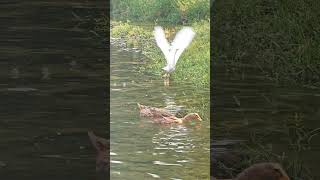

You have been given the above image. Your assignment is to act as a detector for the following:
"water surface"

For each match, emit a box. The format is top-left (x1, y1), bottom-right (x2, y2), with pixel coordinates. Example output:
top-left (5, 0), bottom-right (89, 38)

top-left (110, 45), bottom-right (210, 180)
top-left (213, 62), bottom-right (320, 178)
top-left (0, 1), bottom-right (107, 179)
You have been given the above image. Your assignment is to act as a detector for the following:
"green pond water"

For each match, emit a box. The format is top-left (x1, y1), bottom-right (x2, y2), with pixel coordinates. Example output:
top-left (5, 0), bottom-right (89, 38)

top-left (213, 62), bottom-right (320, 179)
top-left (110, 45), bottom-right (210, 180)
top-left (0, 1), bottom-right (107, 179)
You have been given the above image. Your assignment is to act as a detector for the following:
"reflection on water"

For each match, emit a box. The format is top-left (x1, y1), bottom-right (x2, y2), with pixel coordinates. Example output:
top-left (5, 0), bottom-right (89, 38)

top-left (111, 44), bottom-right (210, 179)
top-left (163, 94), bottom-right (185, 116)
top-left (0, 0), bottom-right (107, 179)
top-left (213, 63), bottom-right (320, 178)
top-left (152, 126), bottom-right (195, 153)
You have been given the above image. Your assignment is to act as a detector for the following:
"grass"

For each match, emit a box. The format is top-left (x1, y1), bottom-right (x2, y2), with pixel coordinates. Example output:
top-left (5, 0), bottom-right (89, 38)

top-left (102, 0), bottom-right (210, 88)
top-left (108, 20), bottom-right (210, 89)
top-left (213, 112), bottom-right (319, 180)
top-left (103, 0), bottom-right (320, 179)
top-left (214, 136), bottom-right (315, 180)
top-left (213, 0), bottom-right (320, 87)
top-left (211, 1), bottom-right (320, 178)
top-left (111, 0), bottom-right (209, 24)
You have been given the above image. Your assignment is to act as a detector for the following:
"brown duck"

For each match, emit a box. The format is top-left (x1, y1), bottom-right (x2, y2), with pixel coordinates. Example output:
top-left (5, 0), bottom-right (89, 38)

top-left (137, 103), bottom-right (202, 124)
top-left (137, 103), bottom-right (174, 118)
top-left (88, 131), bottom-right (109, 174)
top-left (212, 162), bottom-right (290, 180)
top-left (235, 162), bottom-right (290, 180)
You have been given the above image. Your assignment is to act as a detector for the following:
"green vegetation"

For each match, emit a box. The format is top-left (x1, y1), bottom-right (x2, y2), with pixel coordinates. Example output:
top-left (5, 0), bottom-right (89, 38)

top-left (213, 0), bottom-right (320, 87)
top-left (111, 0), bottom-right (209, 24)
top-left (106, 0), bottom-right (210, 88)
top-left (214, 113), bottom-right (319, 180)
top-left (212, 1), bottom-right (320, 179)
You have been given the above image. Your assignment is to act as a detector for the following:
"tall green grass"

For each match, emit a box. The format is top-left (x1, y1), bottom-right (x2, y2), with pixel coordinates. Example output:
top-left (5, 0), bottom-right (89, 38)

top-left (110, 20), bottom-right (210, 88)
top-left (107, 0), bottom-right (210, 88)
top-left (111, 0), bottom-right (210, 24)
top-left (213, 0), bottom-right (320, 87)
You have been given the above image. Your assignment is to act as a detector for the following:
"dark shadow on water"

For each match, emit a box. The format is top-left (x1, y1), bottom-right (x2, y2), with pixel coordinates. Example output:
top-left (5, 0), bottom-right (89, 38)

top-left (212, 62), bottom-right (320, 179)
top-left (0, 0), bottom-right (107, 179)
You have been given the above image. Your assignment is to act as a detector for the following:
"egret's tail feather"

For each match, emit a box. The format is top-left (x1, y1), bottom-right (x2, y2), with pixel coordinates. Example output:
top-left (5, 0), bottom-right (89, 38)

top-left (137, 103), bottom-right (144, 110)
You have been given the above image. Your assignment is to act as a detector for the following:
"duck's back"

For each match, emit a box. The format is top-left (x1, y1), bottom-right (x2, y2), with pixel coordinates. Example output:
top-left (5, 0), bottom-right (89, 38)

top-left (152, 116), bottom-right (177, 124)
top-left (138, 103), bottom-right (173, 118)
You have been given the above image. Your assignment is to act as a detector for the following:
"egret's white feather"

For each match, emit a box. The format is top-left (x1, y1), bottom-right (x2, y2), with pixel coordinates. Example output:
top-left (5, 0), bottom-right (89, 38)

top-left (153, 26), bottom-right (195, 73)
top-left (154, 26), bottom-right (170, 62)
top-left (171, 27), bottom-right (195, 66)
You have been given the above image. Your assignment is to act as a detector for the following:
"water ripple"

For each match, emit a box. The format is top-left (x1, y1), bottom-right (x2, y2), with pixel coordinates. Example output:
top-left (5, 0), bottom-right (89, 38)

top-left (153, 161), bottom-right (182, 166)
top-left (147, 173), bottom-right (160, 178)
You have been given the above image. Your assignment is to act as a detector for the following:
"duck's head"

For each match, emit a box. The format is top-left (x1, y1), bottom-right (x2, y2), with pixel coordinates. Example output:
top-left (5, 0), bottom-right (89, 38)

top-left (183, 113), bottom-right (202, 122)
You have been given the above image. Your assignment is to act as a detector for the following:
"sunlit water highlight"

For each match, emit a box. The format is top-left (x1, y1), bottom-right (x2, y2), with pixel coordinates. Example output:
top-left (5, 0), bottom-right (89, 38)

top-left (110, 45), bottom-right (210, 180)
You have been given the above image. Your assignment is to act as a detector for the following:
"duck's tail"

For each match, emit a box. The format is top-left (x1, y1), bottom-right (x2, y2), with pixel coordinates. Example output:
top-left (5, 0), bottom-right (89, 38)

top-left (137, 103), bottom-right (143, 110)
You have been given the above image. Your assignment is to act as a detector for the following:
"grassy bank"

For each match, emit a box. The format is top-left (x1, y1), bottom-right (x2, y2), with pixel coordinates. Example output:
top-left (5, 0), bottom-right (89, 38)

top-left (111, 0), bottom-right (209, 24)
top-left (214, 126), bottom-right (317, 180)
top-left (106, 0), bottom-right (210, 88)
top-left (110, 21), bottom-right (210, 88)
top-left (213, 0), bottom-right (320, 87)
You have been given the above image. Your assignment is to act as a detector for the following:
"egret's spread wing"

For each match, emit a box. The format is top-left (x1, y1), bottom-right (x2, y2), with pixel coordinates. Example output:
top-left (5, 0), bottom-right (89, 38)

top-left (154, 26), bottom-right (170, 63)
top-left (171, 27), bottom-right (195, 66)
top-left (166, 49), bottom-right (177, 68)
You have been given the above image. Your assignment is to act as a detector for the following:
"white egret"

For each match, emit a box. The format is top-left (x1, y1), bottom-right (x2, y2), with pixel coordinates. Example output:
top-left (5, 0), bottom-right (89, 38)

top-left (153, 26), bottom-right (195, 82)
